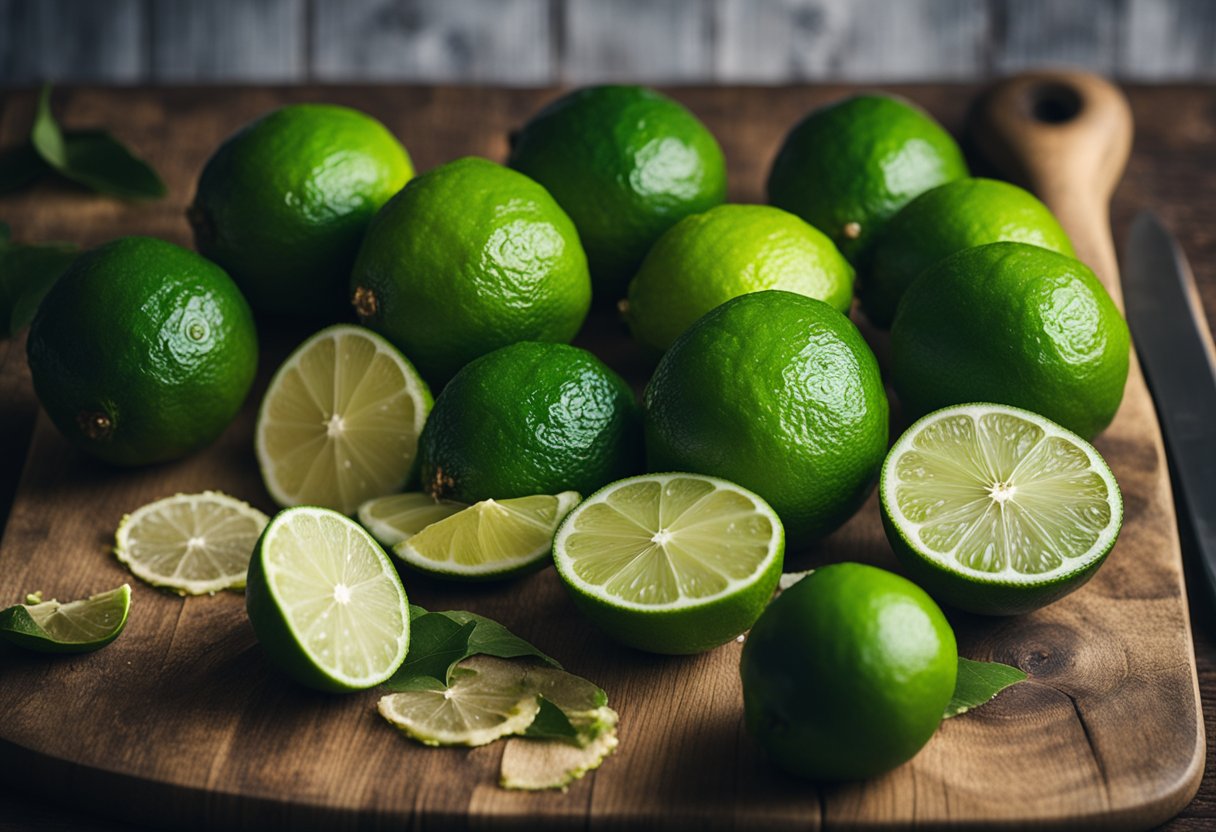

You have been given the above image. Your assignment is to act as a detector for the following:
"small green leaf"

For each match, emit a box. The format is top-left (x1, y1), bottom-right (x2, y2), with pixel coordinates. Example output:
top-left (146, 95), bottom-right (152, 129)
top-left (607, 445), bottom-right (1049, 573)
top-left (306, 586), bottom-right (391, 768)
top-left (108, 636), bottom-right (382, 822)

top-left (0, 144), bottom-right (48, 194)
top-left (945, 657), bottom-right (1028, 718)
top-left (31, 84), bottom-right (165, 200)
top-left (0, 237), bottom-right (77, 337)
top-left (447, 610), bottom-right (561, 670)
top-left (382, 613), bottom-right (475, 690)
top-left (523, 696), bottom-right (581, 744)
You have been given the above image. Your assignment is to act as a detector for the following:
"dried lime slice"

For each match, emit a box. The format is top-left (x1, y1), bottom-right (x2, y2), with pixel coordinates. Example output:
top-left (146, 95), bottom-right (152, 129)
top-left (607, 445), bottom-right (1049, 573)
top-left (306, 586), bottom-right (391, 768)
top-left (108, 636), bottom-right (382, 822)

top-left (501, 708), bottom-right (620, 791)
top-left (0, 584), bottom-right (130, 654)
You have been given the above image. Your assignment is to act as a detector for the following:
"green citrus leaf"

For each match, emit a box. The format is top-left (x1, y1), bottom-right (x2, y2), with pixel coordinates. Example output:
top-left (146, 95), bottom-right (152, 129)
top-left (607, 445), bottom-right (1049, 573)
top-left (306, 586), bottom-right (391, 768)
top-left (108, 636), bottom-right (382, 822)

top-left (446, 609), bottom-right (561, 670)
top-left (944, 657), bottom-right (1028, 718)
top-left (0, 237), bottom-right (77, 337)
top-left (523, 695), bottom-right (581, 743)
top-left (0, 144), bottom-right (48, 194)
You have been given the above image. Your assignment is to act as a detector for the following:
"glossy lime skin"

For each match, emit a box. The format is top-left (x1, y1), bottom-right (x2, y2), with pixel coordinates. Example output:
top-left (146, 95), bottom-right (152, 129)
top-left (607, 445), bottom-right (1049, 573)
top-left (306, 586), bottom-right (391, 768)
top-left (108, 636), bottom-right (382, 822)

top-left (740, 562), bottom-right (957, 781)
top-left (418, 341), bottom-right (643, 502)
top-left (625, 203), bottom-right (855, 353)
top-left (863, 178), bottom-right (1075, 328)
top-left (350, 157), bottom-right (591, 385)
top-left (890, 242), bottom-right (1130, 439)
top-left (27, 237), bottom-right (257, 466)
top-left (190, 104), bottom-right (412, 318)
top-left (767, 94), bottom-right (968, 265)
top-left (508, 85), bottom-right (727, 299)
top-left (643, 291), bottom-right (888, 544)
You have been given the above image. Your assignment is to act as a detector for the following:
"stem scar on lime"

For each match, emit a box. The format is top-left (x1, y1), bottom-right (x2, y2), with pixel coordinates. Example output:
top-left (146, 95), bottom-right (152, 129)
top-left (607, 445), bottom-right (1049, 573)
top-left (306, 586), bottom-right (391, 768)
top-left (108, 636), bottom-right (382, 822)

top-left (76, 410), bottom-right (113, 441)
top-left (352, 285), bottom-right (378, 318)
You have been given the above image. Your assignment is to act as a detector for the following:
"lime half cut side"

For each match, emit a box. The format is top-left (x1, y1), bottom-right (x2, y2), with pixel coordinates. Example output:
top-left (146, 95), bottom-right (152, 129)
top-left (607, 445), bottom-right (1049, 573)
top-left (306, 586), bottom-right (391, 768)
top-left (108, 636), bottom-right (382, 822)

top-left (114, 492), bottom-right (269, 595)
top-left (394, 492), bottom-right (581, 580)
top-left (880, 403), bottom-right (1123, 615)
top-left (357, 492), bottom-right (465, 548)
top-left (553, 473), bottom-right (784, 654)
top-left (0, 584), bottom-right (131, 654)
top-left (256, 324), bottom-right (432, 516)
top-left (245, 506), bottom-right (410, 692)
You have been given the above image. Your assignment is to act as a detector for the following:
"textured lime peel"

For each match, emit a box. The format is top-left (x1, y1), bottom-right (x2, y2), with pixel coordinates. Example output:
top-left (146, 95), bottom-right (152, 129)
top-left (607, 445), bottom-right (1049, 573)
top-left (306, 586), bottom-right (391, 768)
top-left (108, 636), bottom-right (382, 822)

top-left (356, 492), bottom-right (465, 548)
top-left (394, 492), bottom-right (580, 579)
top-left (115, 492), bottom-right (268, 595)
top-left (0, 584), bottom-right (130, 653)
top-left (880, 403), bottom-right (1123, 615)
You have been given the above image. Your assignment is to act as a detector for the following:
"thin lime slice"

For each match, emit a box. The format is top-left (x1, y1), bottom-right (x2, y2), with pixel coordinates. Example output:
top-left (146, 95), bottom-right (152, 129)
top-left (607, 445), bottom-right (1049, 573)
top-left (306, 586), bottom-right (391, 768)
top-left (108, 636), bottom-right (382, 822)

top-left (880, 403), bottom-right (1123, 615)
top-left (553, 473), bottom-right (784, 654)
top-left (256, 325), bottom-right (432, 516)
top-left (501, 708), bottom-right (620, 791)
top-left (245, 506), bottom-right (410, 692)
top-left (357, 492), bottom-right (465, 548)
top-left (378, 655), bottom-right (543, 746)
top-left (114, 491), bottom-right (268, 595)
top-left (394, 492), bottom-right (581, 579)
top-left (0, 584), bottom-right (130, 654)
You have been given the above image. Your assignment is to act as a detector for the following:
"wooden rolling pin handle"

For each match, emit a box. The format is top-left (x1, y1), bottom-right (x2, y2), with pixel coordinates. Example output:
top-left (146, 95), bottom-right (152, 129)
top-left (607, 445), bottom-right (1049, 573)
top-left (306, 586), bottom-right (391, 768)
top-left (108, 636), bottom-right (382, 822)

top-left (968, 70), bottom-right (1134, 299)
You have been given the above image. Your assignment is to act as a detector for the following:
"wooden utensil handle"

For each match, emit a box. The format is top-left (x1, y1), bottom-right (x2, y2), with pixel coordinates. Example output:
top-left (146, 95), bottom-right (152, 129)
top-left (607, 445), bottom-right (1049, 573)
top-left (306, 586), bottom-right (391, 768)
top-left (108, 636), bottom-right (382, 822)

top-left (968, 70), bottom-right (1134, 301)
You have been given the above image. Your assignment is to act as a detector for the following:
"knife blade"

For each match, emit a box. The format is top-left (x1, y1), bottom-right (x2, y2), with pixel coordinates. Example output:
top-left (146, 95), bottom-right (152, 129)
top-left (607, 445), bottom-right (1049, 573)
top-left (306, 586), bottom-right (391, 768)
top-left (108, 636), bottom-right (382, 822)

top-left (1121, 212), bottom-right (1216, 602)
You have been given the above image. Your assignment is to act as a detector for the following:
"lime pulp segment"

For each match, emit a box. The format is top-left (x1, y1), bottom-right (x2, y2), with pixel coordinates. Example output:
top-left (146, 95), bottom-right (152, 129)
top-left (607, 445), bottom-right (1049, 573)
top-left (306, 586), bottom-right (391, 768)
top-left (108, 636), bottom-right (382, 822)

top-left (883, 404), bottom-right (1122, 582)
top-left (0, 584), bottom-right (131, 653)
top-left (357, 492), bottom-right (466, 548)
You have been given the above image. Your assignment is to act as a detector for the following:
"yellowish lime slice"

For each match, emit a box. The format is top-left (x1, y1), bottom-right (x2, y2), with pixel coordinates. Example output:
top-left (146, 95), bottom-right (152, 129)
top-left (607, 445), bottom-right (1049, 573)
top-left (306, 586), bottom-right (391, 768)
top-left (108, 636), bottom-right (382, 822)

top-left (501, 708), bottom-right (620, 791)
top-left (394, 492), bottom-right (580, 579)
top-left (356, 492), bottom-right (465, 548)
top-left (0, 584), bottom-right (130, 654)
top-left (553, 473), bottom-right (784, 654)
top-left (114, 491), bottom-right (268, 595)
top-left (256, 324), bottom-right (432, 516)
top-left (245, 506), bottom-right (410, 692)
top-left (880, 403), bottom-right (1123, 615)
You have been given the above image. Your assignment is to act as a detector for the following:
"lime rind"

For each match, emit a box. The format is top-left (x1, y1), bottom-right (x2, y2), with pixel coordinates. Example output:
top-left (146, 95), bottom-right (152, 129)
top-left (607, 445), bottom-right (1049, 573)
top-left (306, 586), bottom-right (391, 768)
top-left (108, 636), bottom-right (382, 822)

top-left (0, 584), bottom-right (131, 654)
top-left (394, 491), bottom-right (581, 579)
top-left (356, 492), bottom-right (466, 548)
top-left (255, 324), bottom-right (432, 516)
top-left (114, 491), bottom-right (269, 595)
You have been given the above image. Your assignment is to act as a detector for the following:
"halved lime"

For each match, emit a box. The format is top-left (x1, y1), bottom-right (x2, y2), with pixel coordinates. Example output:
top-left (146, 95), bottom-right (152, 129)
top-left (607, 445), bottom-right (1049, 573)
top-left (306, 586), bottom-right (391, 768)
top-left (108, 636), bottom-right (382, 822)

top-left (501, 707), bottom-right (620, 791)
top-left (256, 324), bottom-right (432, 516)
top-left (245, 506), bottom-right (410, 692)
top-left (114, 492), bottom-right (268, 595)
top-left (553, 473), bottom-right (784, 654)
top-left (880, 403), bottom-right (1123, 615)
top-left (378, 655), bottom-right (543, 746)
top-left (394, 492), bottom-right (581, 580)
top-left (0, 584), bottom-right (130, 654)
top-left (356, 492), bottom-right (465, 548)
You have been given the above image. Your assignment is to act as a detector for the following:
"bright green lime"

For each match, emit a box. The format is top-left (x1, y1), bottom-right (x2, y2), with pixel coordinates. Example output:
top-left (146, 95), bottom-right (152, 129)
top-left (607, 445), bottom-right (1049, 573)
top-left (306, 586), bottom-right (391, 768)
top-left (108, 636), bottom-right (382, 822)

top-left (245, 506), bottom-right (410, 692)
top-left (880, 403), bottom-right (1123, 615)
top-left (190, 104), bottom-right (412, 317)
top-left (863, 178), bottom-right (1075, 328)
top-left (0, 584), bottom-right (131, 654)
top-left (890, 242), bottom-right (1130, 439)
top-left (643, 290), bottom-right (888, 543)
top-left (767, 94), bottom-right (968, 264)
top-left (553, 473), bottom-right (784, 655)
top-left (740, 563), bottom-right (957, 780)
top-left (350, 157), bottom-right (591, 385)
top-left (508, 85), bottom-right (726, 299)
top-left (418, 341), bottom-right (642, 503)
top-left (624, 204), bottom-right (854, 353)
top-left (27, 237), bottom-right (257, 466)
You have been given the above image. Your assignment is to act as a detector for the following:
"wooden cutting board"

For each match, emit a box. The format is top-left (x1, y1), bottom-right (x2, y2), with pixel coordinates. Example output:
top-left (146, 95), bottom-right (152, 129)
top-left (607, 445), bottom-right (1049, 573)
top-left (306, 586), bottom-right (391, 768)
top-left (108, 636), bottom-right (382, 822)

top-left (0, 80), bottom-right (1204, 831)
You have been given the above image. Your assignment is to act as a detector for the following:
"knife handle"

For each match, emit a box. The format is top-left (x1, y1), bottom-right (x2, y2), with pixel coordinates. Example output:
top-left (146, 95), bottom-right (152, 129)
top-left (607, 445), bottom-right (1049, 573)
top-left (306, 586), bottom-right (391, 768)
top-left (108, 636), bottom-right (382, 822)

top-left (968, 70), bottom-right (1133, 303)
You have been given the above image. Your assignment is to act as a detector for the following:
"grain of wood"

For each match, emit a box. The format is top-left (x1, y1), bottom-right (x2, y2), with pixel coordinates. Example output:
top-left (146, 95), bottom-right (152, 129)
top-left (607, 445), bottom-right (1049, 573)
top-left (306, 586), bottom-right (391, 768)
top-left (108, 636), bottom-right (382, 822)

top-left (0, 83), bottom-right (1213, 831)
top-left (149, 0), bottom-right (304, 82)
top-left (1123, 0), bottom-right (1216, 80)
top-left (0, 0), bottom-right (145, 83)
top-left (562, 0), bottom-right (712, 83)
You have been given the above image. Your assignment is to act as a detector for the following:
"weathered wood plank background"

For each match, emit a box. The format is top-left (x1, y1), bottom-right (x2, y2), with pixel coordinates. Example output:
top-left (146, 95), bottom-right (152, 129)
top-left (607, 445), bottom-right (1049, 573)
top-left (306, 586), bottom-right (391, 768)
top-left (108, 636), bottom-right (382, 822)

top-left (0, 0), bottom-right (1213, 85)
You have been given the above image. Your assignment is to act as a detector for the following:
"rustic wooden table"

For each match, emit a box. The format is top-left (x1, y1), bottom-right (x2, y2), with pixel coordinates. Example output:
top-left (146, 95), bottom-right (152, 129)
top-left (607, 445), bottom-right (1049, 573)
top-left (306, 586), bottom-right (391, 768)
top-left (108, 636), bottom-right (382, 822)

top-left (0, 83), bottom-right (1213, 831)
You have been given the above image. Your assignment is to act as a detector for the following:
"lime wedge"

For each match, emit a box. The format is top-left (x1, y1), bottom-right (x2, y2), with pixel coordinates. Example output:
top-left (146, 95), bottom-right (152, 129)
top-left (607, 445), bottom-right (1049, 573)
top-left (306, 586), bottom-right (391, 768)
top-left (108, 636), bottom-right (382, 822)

top-left (245, 506), bottom-right (410, 692)
top-left (114, 492), bottom-right (268, 595)
top-left (0, 584), bottom-right (130, 654)
top-left (378, 655), bottom-right (543, 746)
top-left (256, 324), bottom-right (432, 516)
top-left (553, 473), bottom-right (784, 654)
top-left (880, 403), bottom-right (1123, 615)
top-left (394, 492), bottom-right (580, 579)
top-left (501, 709), bottom-right (620, 791)
top-left (357, 492), bottom-right (465, 548)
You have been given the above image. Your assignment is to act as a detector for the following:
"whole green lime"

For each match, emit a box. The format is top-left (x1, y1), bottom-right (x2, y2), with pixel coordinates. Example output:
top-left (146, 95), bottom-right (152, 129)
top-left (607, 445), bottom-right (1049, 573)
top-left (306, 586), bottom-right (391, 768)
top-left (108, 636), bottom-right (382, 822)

top-left (863, 178), bottom-right (1074, 328)
top-left (27, 237), bottom-right (257, 466)
top-left (643, 290), bottom-right (888, 543)
top-left (190, 104), bottom-right (412, 318)
top-left (767, 94), bottom-right (968, 265)
top-left (740, 562), bottom-right (958, 781)
top-left (418, 341), bottom-right (642, 502)
top-left (890, 242), bottom-right (1130, 439)
top-left (350, 157), bottom-right (591, 385)
top-left (624, 204), bottom-right (854, 353)
top-left (508, 85), bottom-right (727, 299)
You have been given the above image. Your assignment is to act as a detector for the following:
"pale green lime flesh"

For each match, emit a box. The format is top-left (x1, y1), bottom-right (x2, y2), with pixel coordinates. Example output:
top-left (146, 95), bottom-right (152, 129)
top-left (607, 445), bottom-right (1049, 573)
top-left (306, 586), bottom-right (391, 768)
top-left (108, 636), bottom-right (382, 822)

top-left (357, 492), bottom-right (465, 548)
top-left (0, 584), bottom-right (131, 653)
